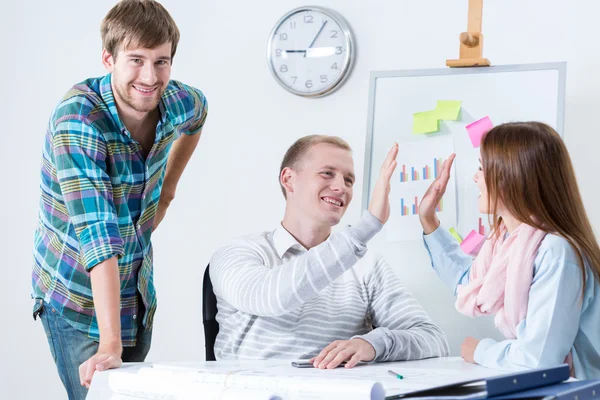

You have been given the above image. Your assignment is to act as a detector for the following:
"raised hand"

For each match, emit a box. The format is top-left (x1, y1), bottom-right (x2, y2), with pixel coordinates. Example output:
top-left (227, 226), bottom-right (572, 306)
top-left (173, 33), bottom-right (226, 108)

top-left (368, 143), bottom-right (399, 224)
top-left (418, 153), bottom-right (455, 234)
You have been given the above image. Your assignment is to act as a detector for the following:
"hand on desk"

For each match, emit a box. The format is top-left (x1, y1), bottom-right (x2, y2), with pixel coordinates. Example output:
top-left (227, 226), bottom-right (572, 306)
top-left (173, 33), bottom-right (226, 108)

top-left (310, 338), bottom-right (376, 369)
top-left (461, 336), bottom-right (480, 364)
top-left (79, 348), bottom-right (122, 388)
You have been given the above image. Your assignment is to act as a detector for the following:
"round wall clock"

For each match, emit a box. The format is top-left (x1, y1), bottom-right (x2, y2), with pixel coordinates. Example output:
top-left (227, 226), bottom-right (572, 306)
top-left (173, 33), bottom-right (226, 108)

top-left (266, 6), bottom-right (355, 98)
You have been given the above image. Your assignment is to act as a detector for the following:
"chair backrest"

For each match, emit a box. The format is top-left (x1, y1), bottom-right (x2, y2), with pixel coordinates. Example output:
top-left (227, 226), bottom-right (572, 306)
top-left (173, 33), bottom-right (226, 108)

top-left (202, 264), bottom-right (219, 361)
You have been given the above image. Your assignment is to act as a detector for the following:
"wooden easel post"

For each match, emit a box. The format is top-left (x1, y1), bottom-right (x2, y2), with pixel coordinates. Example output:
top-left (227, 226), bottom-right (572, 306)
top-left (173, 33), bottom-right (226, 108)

top-left (446, 0), bottom-right (491, 67)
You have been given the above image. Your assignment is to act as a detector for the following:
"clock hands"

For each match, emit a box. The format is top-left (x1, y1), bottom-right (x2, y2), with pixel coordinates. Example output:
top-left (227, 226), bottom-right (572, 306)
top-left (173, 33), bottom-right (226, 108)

top-left (282, 47), bottom-right (336, 57)
top-left (304, 19), bottom-right (328, 57)
top-left (280, 19), bottom-right (334, 58)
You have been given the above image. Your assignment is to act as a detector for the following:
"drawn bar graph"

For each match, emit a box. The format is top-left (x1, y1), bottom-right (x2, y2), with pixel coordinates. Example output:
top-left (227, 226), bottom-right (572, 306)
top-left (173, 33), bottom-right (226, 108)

top-left (400, 196), bottom-right (443, 216)
top-left (400, 198), bottom-right (409, 216)
top-left (400, 157), bottom-right (445, 182)
top-left (412, 196), bottom-right (419, 215)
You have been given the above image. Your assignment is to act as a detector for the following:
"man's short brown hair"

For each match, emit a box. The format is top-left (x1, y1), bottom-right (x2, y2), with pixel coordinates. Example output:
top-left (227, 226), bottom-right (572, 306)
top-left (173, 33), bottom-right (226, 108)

top-left (279, 135), bottom-right (352, 198)
top-left (101, 0), bottom-right (180, 60)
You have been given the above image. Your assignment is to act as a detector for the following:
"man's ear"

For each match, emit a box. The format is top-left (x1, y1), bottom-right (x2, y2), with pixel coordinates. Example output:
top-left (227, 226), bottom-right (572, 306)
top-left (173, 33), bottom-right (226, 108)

top-left (280, 167), bottom-right (295, 197)
top-left (101, 48), bottom-right (116, 72)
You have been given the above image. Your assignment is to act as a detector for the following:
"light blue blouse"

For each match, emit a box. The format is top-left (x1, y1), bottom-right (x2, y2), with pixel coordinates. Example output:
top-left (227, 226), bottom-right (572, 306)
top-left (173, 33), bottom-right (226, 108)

top-left (423, 225), bottom-right (600, 379)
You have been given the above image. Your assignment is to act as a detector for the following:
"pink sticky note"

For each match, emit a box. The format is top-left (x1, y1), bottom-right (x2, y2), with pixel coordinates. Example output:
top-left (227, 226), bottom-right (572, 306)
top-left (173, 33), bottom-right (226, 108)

top-left (460, 230), bottom-right (486, 256)
top-left (466, 116), bottom-right (493, 148)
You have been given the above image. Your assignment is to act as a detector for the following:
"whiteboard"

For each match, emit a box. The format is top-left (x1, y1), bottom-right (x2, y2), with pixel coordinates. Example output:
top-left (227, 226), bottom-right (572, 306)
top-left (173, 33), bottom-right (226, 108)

top-left (361, 63), bottom-right (566, 354)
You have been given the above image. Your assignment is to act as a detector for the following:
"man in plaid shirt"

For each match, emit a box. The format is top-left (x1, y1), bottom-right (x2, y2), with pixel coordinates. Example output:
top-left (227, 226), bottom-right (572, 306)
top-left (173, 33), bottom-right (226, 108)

top-left (31, 1), bottom-right (207, 398)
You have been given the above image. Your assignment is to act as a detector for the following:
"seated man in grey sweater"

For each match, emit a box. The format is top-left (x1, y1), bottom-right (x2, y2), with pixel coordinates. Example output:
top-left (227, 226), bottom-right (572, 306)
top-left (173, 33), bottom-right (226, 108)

top-left (210, 135), bottom-right (449, 369)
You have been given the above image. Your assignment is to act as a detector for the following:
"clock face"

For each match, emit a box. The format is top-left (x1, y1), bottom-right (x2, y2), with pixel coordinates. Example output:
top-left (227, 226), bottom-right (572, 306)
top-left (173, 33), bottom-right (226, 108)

top-left (267, 7), bottom-right (354, 98)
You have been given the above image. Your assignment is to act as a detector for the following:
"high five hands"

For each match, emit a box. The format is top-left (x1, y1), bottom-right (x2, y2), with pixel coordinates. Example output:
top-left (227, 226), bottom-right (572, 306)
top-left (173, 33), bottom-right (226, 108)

top-left (368, 143), bottom-right (399, 224)
top-left (418, 153), bottom-right (456, 234)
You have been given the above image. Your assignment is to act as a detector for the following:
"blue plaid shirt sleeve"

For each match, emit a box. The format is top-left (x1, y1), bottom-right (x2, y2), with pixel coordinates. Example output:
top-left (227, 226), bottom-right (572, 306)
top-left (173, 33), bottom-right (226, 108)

top-left (168, 81), bottom-right (208, 135)
top-left (52, 118), bottom-right (124, 270)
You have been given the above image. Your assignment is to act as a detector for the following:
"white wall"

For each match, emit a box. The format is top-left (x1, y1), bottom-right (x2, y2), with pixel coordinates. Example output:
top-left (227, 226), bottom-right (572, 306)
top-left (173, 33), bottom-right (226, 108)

top-left (1, 1), bottom-right (598, 398)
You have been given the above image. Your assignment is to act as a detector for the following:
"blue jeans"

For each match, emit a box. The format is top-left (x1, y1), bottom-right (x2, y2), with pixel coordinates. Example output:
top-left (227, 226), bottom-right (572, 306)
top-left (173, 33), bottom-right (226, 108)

top-left (34, 299), bottom-right (152, 400)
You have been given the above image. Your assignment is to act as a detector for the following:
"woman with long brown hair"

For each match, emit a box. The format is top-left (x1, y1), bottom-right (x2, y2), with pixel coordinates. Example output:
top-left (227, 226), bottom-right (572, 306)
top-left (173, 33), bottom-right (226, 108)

top-left (419, 122), bottom-right (600, 379)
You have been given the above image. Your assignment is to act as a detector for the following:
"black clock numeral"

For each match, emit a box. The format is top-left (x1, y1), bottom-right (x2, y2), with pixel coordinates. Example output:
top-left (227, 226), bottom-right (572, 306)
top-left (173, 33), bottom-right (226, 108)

top-left (330, 30), bottom-right (338, 38)
top-left (331, 62), bottom-right (338, 70)
top-left (275, 49), bottom-right (282, 57)
top-left (305, 80), bottom-right (313, 89)
top-left (280, 33), bottom-right (288, 40)
top-left (304, 14), bottom-right (313, 23)
top-left (280, 65), bottom-right (288, 73)
top-left (335, 46), bottom-right (343, 55)
top-left (290, 76), bottom-right (298, 84)
top-left (290, 21), bottom-right (296, 29)
top-left (320, 75), bottom-right (328, 83)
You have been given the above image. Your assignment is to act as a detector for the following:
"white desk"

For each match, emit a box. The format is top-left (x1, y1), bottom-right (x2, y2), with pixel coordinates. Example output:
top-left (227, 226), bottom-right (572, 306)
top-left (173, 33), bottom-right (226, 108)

top-left (87, 357), bottom-right (508, 399)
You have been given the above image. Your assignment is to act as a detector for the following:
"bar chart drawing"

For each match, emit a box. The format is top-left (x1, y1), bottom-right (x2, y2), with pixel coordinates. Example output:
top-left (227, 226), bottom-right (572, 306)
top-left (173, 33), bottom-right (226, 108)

top-left (400, 196), bottom-right (443, 216)
top-left (399, 157), bottom-right (445, 182)
top-left (387, 136), bottom-right (457, 242)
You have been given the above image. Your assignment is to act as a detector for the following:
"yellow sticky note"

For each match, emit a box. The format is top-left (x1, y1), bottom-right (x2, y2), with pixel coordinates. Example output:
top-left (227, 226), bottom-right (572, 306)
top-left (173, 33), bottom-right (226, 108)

top-left (435, 100), bottom-right (462, 121)
top-left (449, 227), bottom-right (463, 243)
top-left (413, 111), bottom-right (439, 134)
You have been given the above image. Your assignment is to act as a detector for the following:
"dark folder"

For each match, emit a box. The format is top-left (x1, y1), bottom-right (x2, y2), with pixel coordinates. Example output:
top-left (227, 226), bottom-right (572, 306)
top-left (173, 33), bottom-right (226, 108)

top-left (490, 379), bottom-right (600, 400)
top-left (385, 364), bottom-right (594, 399)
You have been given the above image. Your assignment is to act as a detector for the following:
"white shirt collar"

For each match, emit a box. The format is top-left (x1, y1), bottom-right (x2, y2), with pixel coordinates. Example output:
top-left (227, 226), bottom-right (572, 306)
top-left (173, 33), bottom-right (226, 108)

top-left (272, 224), bottom-right (307, 258)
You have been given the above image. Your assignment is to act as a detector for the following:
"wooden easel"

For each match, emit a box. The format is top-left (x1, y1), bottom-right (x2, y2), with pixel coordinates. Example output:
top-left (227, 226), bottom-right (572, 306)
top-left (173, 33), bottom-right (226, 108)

top-left (446, 0), bottom-right (491, 67)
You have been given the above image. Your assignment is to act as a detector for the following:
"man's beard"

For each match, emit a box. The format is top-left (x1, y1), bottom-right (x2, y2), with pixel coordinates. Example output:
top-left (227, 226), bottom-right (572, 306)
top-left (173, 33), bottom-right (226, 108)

top-left (115, 81), bottom-right (164, 113)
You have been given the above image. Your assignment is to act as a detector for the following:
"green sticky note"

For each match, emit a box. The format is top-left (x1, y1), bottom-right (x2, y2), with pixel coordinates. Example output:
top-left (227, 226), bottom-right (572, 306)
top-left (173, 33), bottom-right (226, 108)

top-left (449, 227), bottom-right (463, 243)
top-left (413, 111), bottom-right (439, 134)
top-left (435, 100), bottom-right (462, 120)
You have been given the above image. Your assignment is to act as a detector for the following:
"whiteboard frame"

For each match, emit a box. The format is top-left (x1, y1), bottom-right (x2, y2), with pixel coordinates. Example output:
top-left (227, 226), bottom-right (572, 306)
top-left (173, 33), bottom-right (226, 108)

top-left (361, 62), bottom-right (567, 211)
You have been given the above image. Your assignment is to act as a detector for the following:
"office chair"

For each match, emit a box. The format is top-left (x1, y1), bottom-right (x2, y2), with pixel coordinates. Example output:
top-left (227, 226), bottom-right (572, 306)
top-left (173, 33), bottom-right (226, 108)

top-left (202, 264), bottom-right (219, 361)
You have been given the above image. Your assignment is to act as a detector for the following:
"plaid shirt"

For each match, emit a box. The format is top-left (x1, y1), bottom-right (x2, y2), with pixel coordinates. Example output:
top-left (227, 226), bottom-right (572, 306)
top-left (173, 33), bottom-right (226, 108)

top-left (32, 74), bottom-right (207, 346)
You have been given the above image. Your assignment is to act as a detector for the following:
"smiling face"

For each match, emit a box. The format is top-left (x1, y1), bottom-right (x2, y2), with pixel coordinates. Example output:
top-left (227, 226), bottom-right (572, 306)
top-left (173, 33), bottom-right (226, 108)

top-left (282, 143), bottom-right (355, 227)
top-left (102, 42), bottom-right (172, 116)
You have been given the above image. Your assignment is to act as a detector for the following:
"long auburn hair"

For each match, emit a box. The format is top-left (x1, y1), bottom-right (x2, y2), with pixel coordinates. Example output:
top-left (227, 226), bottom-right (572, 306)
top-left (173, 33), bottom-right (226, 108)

top-left (481, 121), bottom-right (600, 290)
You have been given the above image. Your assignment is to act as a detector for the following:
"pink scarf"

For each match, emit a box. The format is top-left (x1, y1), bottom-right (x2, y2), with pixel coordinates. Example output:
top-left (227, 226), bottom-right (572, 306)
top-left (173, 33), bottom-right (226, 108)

top-left (455, 222), bottom-right (547, 339)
